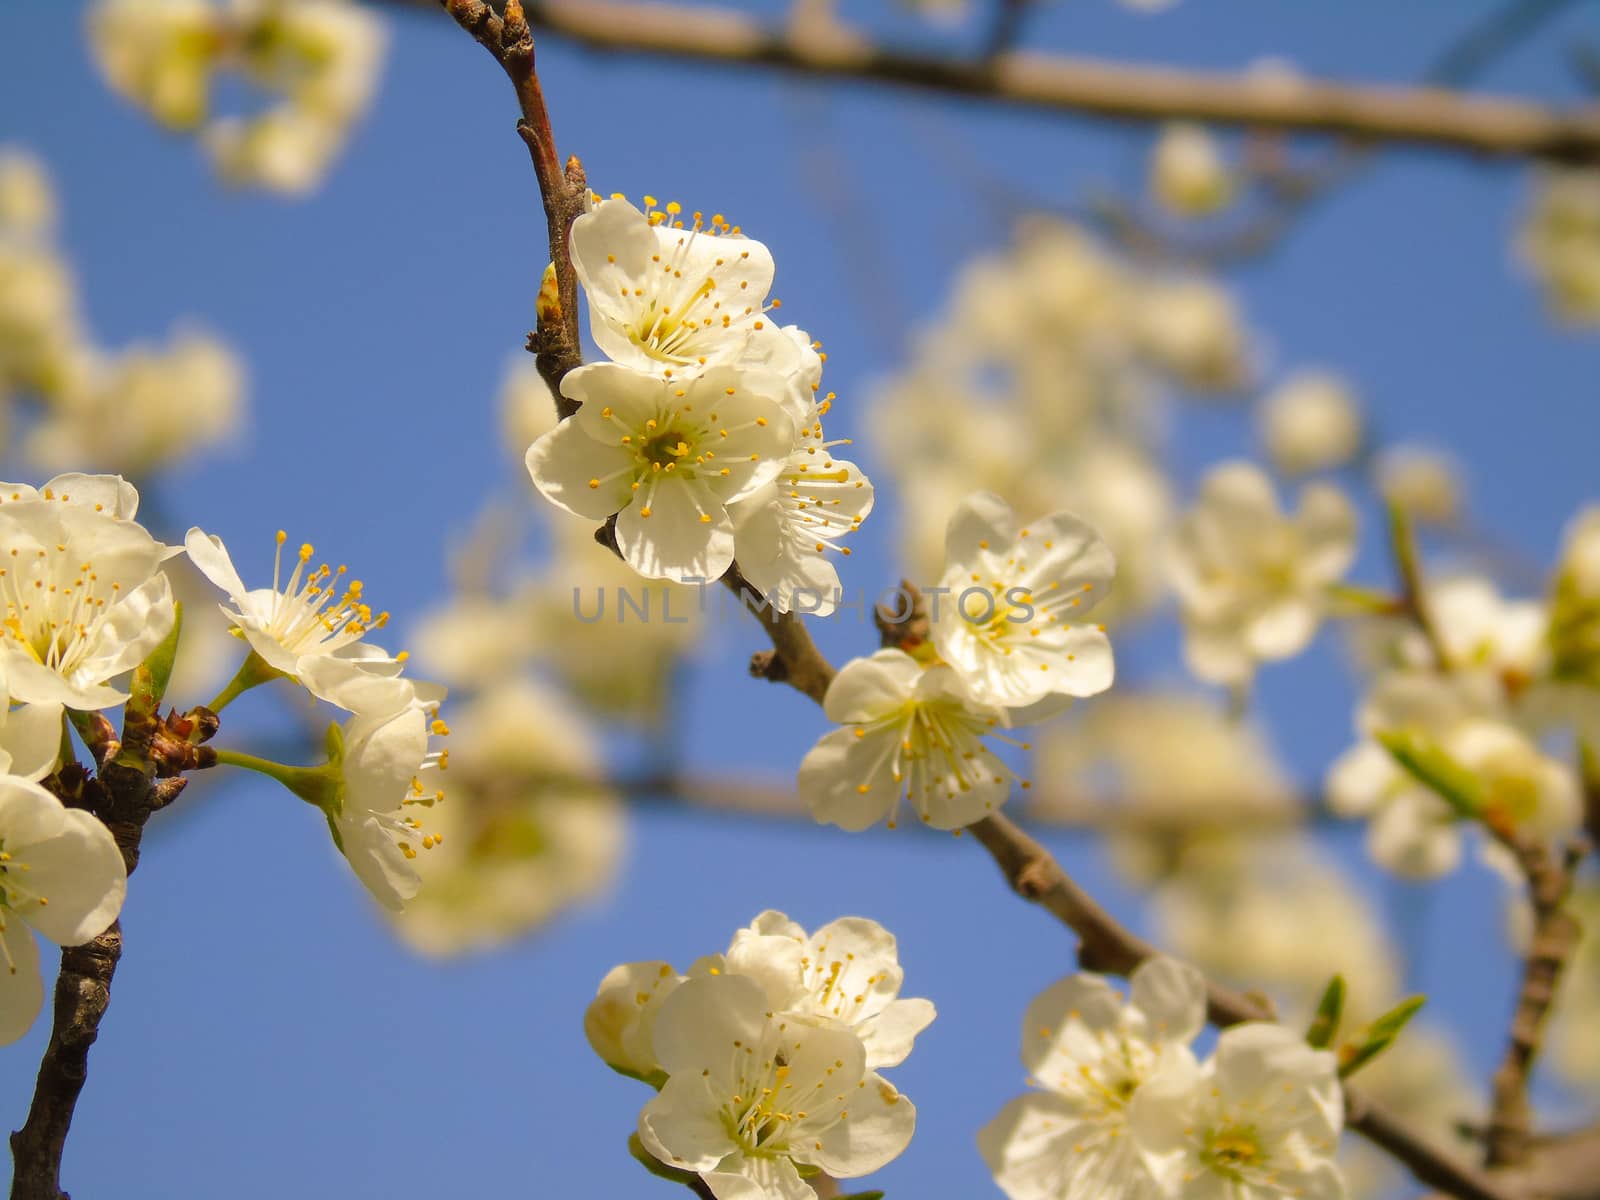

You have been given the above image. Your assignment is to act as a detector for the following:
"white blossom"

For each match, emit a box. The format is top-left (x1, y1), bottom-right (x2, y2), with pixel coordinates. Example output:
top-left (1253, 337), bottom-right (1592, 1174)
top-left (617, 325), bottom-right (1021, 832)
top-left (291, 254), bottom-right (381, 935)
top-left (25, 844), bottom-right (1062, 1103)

top-left (1373, 444), bottom-right (1463, 527)
top-left (569, 196), bottom-right (800, 378)
top-left (1169, 461), bottom-right (1357, 685)
top-left (798, 648), bottom-right (1017, 831)
top-left (320, 697), bottom-right (449, 911)
top-left (1130, 1023), bottom-right (1345, 1200)
top-left (0, 475), bottom-right (177, 710)
top-left (184, 526), bottom-right (400, 678)
top-left (0, 775), bottom-right (126, 1045)
top-left (1258, 371), bottom-right (1364, 477)
top-left (1150, 124), bottom-right (1233, 217)
top-left (723, 911), bottom-right (936, 1069)
top-left (526, 361), bottom-right (795, 581)
top-left (1519, 167), bottom-right (1600, 325)
top-left (978, 958), bottom-right (1207, 1200)
top-left (931, 491), bottom-right (1115, 711)
top-left (637, 973), bottom-right (916, 1200)
top-left (388, 680), bottom-right (622, 958)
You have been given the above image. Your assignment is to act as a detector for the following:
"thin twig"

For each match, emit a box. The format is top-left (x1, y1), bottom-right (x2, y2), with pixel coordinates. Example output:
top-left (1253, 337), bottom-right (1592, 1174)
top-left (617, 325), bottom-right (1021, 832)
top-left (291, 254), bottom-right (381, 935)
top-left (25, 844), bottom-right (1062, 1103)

top-left (1482, 822), bottom-right (1583, 1168)
top-left (443, 0), bottom-right (588, 416)
top-left (418, 0), bottom-right (1600, 162)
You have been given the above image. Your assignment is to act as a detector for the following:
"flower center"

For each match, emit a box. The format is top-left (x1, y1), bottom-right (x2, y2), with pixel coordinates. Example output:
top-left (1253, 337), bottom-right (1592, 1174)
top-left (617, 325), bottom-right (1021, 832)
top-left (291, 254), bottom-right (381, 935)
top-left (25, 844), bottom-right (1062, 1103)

top-left (0, 543), bottom-right (123, 678)
top-left (1203, 1126), bottom-right (1265, 1175)
top-left (266, 531), bottom-right (387, 653)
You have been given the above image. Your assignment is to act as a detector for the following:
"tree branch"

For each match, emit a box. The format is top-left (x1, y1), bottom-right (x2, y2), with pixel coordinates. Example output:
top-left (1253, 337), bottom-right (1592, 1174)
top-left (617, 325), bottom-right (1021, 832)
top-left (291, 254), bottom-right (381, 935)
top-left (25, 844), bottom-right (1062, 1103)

top-left (1482, 826), bottom-right (1583, 1168)
top-left (450, 0), bottom-right (1600, 163)
top-left (10, 760), bottom-right (154, 1200)
top-left (443, 0), bottom-right (588, 416)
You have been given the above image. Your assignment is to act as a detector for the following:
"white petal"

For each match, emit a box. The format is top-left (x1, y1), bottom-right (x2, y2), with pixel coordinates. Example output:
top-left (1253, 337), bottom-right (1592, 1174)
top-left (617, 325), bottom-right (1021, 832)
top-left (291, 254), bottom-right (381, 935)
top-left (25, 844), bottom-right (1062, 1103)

top-left (799, 727), bottom-right (902, 832)
top-left (525, 420), bottom-right (637, 521)
top-left (822, 650), bottom-right (919, 724)
top-left (182, 528), bottom-right (248, 600)
top-left (703, 1153), bottom-right (813, 1200)
top-left (856, 997), bottom-right (937, 1069)
top-left (944, 491), bottom-right (1018, 568)
top-left (1129, 957), bottom-right (1207, 1046)
top-left (810, 1071), bottom-right (916, 1177)
top-left (978, 1092), bottom-right (1104, 1200)
top-left (616, 478), bottom-right (734, 582)
top-left (15, 806), bottom-right (126, 945)
top-left (1021, 973), bottom-right (1125, 1078)
top-left (334, 813), bottom-right (419, 911)
top-left (1297, 482), bottom-right (1358, 580)
top-left (0, 702), bottom-right (64, 782)
top-left (650, 974), bottom-right (769, 1081)
top-left (1325, 742), bottom-right (1395, 817)
top-left (89, 570), bottom-right (177, 681)
top-left (637, 1074), bottom-right (737, 1174)
top-left (0, 919), bottom-right (44, 1046)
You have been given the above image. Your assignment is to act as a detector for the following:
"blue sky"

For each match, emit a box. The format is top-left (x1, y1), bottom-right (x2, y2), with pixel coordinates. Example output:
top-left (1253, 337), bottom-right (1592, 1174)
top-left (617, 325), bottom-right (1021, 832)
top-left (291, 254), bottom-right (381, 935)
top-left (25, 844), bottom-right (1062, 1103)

top-left (1, 1), bottom-right (1597, 1196)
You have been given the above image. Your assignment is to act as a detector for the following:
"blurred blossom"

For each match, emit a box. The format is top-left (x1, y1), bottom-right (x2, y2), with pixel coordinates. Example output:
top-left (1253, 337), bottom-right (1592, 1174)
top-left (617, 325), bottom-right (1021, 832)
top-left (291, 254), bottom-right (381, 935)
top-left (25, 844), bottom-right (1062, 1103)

top-left (499, 359), bottom-right (557, 464)
top-left (1327, 670), bottom-right (1581, 880)
top-left (1149, 123), bottom-right (1234, 218)
top-left (0, 152), bottom-right (246, 475)
top-left (88, 0), bottom-right (387, 195)
top-left (872, 217), bottom-right (1260, 622)
top-left (1258, 370), bottom-right (1364, 476)
top-left (1133, 277), bottom-right (1253, 394)
top-left (1153, 837), bottom-right (1400, 1023)
top-left (1032, 691), bottom-right (1298, 882)
top-left (1373, 443), bottom-right (1464, 526)
top-left (1519, 167), bottom-right (1600, 325)
top-left (0, 242), bottom-right (82, 400)
top-left (87, 0), bottom-right (216, 130)
top-left (160, 550), bottom-right (243, 706)
top-left (25, 331), bottom-right (244, 475)
top-left (389, 679), bottom-right (623, 957)
top-left (0, 149), bottom-right (56, 238)
top-left (1169, 461), bottom-right (1357, 686)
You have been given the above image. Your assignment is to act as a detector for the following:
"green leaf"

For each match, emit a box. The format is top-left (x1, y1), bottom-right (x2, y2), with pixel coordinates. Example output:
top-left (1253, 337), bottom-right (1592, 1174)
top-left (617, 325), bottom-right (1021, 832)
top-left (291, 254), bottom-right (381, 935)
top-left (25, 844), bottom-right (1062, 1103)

top-left (627, 1132), bottom-right (700, 1188)
top-left (1305, 975), bottom-right (1345, 1050)
top-left (1376, 730), bottom-right (1485, 819)
top-left (836, 1193), bottom-right (886, 1200)
top-left (1338, 994), bottom-right (1426, 1078)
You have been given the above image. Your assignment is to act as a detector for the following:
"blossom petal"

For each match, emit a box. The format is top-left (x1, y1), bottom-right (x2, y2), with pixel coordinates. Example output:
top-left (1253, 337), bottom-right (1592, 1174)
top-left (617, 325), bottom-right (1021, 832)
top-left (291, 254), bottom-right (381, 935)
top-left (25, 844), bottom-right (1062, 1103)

top-left (650, 974), bottom-right (769, 1082)
top-left (811, 1071), bottom-right (916, 1178)
top-left (821, 650), bottom-right (919, 724)
top-left (182, 527), bottom-right (247, 599)
top-left (799, 726), bottom-right (901, 832)
top-left (0, 919), bottom-right (44, 1047)
top-left (525, 420), bottom-right (637, 521)
top-left (615, 478), bottom-right (734, 582)
top-left (638, 1074), bottom-right (736, 1174)
top-left (0, 702), bottom-right (64, 782)
top-left (1130, 957), bottom-right (1207, 1046)
top-left (857, 997), bottom-right (937, 1069)
top-left (16, 807), bottom-right (126, 945)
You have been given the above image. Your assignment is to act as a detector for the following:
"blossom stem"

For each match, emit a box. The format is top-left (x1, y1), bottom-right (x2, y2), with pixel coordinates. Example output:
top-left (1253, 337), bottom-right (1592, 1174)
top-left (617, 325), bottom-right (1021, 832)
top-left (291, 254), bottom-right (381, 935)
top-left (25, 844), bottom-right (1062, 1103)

top-left (206, 650), bottom-right (285, 714)
top-left (211, 747), bottom-right (339, 812)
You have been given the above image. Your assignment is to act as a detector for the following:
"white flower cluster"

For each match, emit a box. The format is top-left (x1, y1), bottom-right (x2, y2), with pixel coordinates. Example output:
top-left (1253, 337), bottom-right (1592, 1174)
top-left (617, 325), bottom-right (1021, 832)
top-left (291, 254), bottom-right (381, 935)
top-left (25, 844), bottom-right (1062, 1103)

top-left (526, 196), bottom-right (872, 613)
top-left (981, 958), bottom-right (1346, 1200)
top-left (1326, 523), bottom-right (1600, 881)
top-left (0, 474), bottom-right (178, 1043)
top-left (1168, 460), bottom-right (1358, 688)
top-left (870, 217), bottom-right (1254, 621)
top-left (0, 150), bottom-right (243, 476)
top-left (184, 524), bottom-right (448, 910)
top-left (588, 911), bottom-right (930, 1199)
top-left (800, 491), bottom-right (1115, 831)
top-left (87, 0), bottom-right (386, 194)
